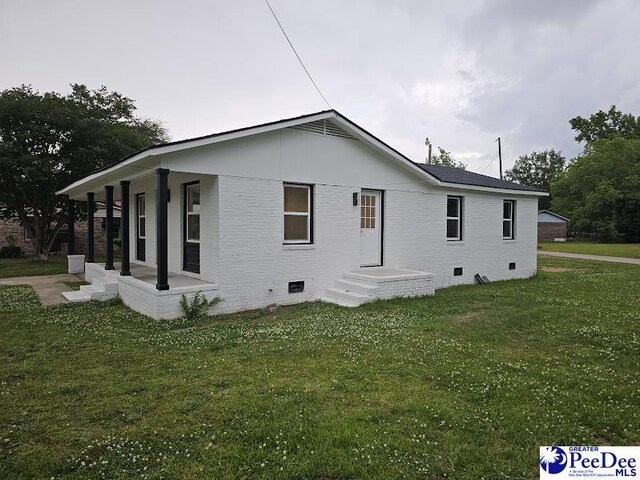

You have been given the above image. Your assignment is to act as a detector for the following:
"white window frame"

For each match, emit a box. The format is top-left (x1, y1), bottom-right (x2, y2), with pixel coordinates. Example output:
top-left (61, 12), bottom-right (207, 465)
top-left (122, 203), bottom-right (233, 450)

top-left (185, 183), bottom-right (200, 244)
top-left (446, 195), bottom-right (463, 241)
top-left (503, 200), bottom-right (515, 240)
top-left (283, 183), bottom-right (312, 244)
top-left (137, 194), bottom-right (146, 240)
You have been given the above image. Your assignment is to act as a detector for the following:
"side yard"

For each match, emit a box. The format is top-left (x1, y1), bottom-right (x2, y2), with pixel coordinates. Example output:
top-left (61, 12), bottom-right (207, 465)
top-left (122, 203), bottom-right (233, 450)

top-left (0, 256), bottom-right (68, 278)
top-left (0, 257), bottom-right (639, 479)
top-left (538, 241), bottom-right (640, 259)
top-left (0, 255), bottom-right (119, 279)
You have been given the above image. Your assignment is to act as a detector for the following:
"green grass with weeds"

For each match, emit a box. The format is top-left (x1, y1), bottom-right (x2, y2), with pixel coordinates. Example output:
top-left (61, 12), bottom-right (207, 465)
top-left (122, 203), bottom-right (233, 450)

top-left (539, 241), bottom-right (640, 258)
top-left (0, 257), bottom-right (639, 478)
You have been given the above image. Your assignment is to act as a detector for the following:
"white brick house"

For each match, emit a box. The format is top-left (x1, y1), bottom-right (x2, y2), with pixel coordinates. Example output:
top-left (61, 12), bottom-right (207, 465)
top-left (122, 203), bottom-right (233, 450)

top-left (57, 110), bottom-right (546, 319)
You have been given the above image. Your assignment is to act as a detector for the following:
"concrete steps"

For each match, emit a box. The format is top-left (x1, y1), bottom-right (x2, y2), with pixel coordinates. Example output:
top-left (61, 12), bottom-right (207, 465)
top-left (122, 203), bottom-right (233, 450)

top-left (62, 276), bottom-right (118, 303)
top-left (62, 290), bottom-right (92, 303)
top-left (322, 287), bottom-right (370, 307)
top-left (323, 267), bottom-right (435, 307)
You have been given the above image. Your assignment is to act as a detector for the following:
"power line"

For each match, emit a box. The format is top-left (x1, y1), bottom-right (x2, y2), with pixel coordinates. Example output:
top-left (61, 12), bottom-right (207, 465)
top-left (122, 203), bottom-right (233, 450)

top-left (477, 154), bottom-right (497, 175)
top-left (263, 0), bottom-right (332, 109)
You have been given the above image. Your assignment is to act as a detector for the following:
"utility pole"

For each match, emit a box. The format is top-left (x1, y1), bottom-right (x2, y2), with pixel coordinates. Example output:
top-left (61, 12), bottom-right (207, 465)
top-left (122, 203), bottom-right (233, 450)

top-left (497, 137), bottom-right (503, 179)
top-left (425, 137), bottom-right (432, 164)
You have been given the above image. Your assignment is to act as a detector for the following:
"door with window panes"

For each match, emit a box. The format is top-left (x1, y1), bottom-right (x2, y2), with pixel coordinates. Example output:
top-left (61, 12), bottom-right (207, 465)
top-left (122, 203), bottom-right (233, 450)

top-left (360, 189), bottom-right (382, 266)
top-left (183, 182), bottom-right (200, 273)
top-left (136, 194), bottom-right (146, 261)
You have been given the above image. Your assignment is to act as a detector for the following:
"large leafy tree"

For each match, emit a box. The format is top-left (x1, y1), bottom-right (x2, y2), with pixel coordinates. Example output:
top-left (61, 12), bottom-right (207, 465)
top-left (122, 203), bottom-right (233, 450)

top-left (430, 147), bottom-right (467, 170)
top-left (551, 137), bottom-right (640, 242)
top-left (0, 84), bottom-right (168, 259)
top-left (504, 149), bottom-right (566, 210)
top-left (569, 105), bottom-right (640, 143)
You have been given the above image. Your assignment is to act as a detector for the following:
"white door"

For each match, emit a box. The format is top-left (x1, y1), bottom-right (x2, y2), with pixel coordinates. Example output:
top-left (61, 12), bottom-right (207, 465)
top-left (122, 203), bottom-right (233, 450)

top-left (360, 189), bottom-right (382, 266)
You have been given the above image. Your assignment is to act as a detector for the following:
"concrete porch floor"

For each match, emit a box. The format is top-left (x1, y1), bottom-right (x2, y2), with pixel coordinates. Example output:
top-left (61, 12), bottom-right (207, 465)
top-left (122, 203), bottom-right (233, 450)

top-left (107, 262), bottom-right (214, 288)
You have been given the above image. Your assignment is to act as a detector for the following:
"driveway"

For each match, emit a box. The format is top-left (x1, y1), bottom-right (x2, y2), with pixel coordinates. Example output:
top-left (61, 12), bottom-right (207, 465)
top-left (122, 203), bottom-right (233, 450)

top-left (0, 273), bottom-right (83, 305)
top-left (538, 251), bottom-right (640, 265)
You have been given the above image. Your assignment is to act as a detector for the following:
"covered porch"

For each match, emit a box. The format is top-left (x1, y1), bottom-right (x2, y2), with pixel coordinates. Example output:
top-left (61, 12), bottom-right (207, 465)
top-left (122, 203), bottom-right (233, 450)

top-left (58, 159), bottom-right (220, 319)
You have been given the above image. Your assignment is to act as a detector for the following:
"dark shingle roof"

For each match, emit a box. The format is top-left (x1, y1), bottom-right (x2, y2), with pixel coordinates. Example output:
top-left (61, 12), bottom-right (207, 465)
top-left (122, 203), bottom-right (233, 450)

top-left (413, 163), bottom-right (543, 193)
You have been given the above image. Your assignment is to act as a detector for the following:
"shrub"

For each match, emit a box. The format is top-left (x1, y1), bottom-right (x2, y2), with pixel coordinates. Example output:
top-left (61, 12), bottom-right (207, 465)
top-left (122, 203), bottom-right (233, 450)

top-left (0, 236), bottom-right (22, 258)
top-left (179, 291), bottom-right (222, 320)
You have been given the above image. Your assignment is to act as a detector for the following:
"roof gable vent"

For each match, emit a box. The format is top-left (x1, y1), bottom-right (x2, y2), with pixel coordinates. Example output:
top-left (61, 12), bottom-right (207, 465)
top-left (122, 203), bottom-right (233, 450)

top-left (291, 119), bottom-right (354, 140)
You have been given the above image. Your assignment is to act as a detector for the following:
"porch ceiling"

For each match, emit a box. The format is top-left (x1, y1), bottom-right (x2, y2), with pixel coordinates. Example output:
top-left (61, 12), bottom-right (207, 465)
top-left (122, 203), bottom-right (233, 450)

top-left (61, 159), bottom-right (210, 202)
top-left (63, 156), bottom-right (161, 201)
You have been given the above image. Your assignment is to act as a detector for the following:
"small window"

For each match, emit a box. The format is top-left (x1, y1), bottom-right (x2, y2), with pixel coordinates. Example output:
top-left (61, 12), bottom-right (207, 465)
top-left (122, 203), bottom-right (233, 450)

top-left (447, 196), bottom-right (463, 240)
top-left (284, 184), bottom-right (312, 243)
top-left (454, 267), bottom-right (463, 276)
top-left (186, 183), bottom-right (200, 242)
top-left (503, 200), bottom-right (515, 239)
top-left (137, 194), bottom-right (146, 239)
top-left (360, 193), bottom-right (376, 229)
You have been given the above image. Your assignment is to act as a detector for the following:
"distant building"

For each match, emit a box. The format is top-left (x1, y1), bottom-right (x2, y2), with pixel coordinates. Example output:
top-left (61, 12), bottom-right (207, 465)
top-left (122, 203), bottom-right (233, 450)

top-left (537, 210), bottom-right (568, 241)
top-left (0, 205), bottom-right (121, 256)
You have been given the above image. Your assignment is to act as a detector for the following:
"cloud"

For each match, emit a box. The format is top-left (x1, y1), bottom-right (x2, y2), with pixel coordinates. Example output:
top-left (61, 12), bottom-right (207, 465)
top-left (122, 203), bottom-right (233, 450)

top-left (1, 0), bottom-right (638, 175)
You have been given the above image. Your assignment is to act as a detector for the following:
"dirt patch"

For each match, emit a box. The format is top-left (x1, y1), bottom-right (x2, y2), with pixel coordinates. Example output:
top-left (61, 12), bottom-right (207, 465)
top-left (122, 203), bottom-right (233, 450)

top-left (539, 266), bottom-right (575, 272)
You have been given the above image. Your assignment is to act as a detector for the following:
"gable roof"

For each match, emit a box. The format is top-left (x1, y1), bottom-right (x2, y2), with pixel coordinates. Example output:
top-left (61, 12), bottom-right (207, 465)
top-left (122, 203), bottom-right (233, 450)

top-left (538, 210), bottom-right (569, 221)
top-left (414, 163), bottom-right (543, 192)
top-left (58, 110), bottom-right (547, 197)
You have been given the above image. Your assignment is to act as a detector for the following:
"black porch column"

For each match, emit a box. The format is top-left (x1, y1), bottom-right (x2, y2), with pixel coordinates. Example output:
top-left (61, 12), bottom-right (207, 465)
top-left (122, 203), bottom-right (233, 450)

top-left (156, 168), bottom-right (170, 290)
top-left (66, 196), bottom-right (75, 255)
top-left (86, 192), bottom-right (95, 263)
top-left (105, 185), bottom-right (115, 270)
top-left (120, 181), bottom-right (131, 276)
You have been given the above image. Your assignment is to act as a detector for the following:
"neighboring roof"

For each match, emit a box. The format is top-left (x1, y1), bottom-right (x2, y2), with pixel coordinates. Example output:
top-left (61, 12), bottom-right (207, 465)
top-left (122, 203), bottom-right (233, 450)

top-left (414, 163), bottom-right (543, 193)
top-left (538, 210), bottom-right (569, 221)
top-left (58, 110), bottom-right (548, 197)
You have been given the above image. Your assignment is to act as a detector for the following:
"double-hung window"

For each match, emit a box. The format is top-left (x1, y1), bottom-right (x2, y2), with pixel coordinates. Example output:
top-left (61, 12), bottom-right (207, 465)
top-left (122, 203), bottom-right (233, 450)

top-left (503, 200), bottom-right (515, 239)
top-left (446, 196), bottom-right (463, 240)
top-left (284, 183), bottom-right (312, 243)
top-left (186, 183), bottom-right (200, 242)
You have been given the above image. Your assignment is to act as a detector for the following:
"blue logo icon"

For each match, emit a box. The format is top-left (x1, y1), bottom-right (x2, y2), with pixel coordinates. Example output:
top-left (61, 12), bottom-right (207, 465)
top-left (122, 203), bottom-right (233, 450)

top-left (540, 446), bottom-right (568, 474)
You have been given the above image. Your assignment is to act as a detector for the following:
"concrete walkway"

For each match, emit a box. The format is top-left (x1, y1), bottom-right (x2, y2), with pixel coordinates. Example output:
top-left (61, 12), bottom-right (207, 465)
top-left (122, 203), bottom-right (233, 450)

top-left (0, 273), bottom-right (84, 305)
top-left (538, 250), bottom-right (640, 265)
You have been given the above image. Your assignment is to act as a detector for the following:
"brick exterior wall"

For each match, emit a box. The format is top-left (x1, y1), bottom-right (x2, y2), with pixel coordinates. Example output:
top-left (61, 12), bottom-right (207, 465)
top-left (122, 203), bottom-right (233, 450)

top-left (538, 222), bottom-right (567, 241)
top-left (0, 218), bottom-right (110, 256)
top-left (0, 219), bottom-right (31, 254)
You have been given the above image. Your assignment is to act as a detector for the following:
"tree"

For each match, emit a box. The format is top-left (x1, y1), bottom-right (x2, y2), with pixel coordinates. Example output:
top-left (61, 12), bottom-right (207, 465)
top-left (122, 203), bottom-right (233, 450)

top-left (569, 105), bottom-right (640, 143)
top-left (551, 137), bottom-right (640, 242)
top-left (430, 147), bottom-right (466, 169)
top-left (504, 149), bottom-right (566, 210)
top-left (0, 84), bottom-right (168, 259)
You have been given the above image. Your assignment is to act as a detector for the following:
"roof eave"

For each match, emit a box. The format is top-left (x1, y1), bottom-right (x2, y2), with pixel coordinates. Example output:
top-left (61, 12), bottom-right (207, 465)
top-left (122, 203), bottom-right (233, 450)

top-left (57, 110), bottom-right (338, 196)
top-left (439, 182), bottom-right (548, 196)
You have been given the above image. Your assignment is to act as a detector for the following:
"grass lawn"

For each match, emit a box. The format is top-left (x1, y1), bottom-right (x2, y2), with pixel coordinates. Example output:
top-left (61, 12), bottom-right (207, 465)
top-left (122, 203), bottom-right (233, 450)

top-left (0, 255), bottom-right (68, 278)
top-left (0, 255), bottom-right (121, 279)
top-left (539, 241), bottom-right (640, 259)
top-left (1, 257), bottom-right (639, 479)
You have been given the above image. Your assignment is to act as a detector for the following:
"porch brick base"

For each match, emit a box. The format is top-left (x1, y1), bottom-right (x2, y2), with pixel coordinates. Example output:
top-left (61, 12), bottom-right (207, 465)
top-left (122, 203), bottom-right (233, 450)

top-left (82, 262), bottom-right (220, 319)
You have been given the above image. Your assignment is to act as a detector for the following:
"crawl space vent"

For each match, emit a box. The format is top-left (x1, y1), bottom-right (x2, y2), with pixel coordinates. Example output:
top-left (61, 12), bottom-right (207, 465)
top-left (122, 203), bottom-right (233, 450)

top-left (288, 281), bottom-right (304, 294)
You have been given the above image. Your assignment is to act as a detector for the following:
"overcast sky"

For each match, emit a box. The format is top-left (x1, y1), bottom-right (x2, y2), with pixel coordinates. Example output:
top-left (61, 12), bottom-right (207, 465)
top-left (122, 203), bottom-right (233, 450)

top-left (2, 0), bottom-right (639, 175)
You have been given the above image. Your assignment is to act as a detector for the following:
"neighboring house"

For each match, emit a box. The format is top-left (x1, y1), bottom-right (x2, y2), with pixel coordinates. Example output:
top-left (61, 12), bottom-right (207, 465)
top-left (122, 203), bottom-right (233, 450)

top-left (58, 110), bottom-right (546, 319)
top-left (537, 210), bottom-right (568, 241)
top-left (0, 205), bottom-right (121, 256)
